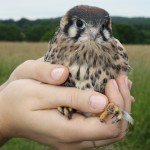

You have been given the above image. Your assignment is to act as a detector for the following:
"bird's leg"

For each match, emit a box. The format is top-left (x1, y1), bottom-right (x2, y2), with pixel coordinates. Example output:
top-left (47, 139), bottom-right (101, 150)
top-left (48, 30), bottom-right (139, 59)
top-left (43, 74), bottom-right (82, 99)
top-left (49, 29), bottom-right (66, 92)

top-left (57, 107), bottom-right (75, 119)
top-left (99, 103), bottom-right (123, 123)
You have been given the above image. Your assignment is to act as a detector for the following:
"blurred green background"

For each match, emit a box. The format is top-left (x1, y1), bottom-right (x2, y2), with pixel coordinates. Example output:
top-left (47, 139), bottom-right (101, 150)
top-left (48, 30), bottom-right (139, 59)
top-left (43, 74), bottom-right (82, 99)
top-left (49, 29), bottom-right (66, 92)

top-left (0, 1), bottom-right (150, 150)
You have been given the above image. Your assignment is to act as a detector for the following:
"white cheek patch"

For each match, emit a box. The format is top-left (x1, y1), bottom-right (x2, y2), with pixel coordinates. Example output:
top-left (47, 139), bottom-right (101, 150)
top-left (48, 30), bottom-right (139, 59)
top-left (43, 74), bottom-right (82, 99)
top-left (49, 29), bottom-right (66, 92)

top-left (103, 29), bottom-right (110, 40)
top-left (68, 26), bottom-right (77, 38)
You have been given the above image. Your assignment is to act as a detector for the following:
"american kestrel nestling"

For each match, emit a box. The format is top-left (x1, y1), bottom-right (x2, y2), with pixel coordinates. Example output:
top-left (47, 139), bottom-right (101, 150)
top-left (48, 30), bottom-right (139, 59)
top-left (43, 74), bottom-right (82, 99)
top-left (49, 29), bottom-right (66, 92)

top-left (44, 5), bottom-right (133, 124)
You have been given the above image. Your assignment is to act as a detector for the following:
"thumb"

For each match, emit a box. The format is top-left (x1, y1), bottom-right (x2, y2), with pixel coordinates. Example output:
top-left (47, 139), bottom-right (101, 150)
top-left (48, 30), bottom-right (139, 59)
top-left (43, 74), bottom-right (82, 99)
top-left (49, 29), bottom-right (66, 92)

top-left (9, 60), bottom-right (69, 85)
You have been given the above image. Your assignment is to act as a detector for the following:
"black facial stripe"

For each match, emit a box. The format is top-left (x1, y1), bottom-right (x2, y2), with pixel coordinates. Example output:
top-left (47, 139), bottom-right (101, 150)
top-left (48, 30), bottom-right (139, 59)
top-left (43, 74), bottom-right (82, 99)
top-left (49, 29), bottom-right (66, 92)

top-left (73, 28), bottom-right (85, 40)
top-left (63, 19), bottom-right (73, 35)
top-left (100, 28), bottom-right (107, 41)
top-left (100, 26), bottom-right (112, 41)
top-left (107, 27), bottom-right (112, 37)
top-left (67, 5), bottom-right (110, 27)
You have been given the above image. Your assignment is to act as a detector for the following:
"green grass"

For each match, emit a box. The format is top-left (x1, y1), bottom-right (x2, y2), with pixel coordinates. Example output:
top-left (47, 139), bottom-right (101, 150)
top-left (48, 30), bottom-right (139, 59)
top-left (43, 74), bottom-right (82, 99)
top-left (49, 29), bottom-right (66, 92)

top-left (0, 42), bottom-right (149, 150)
top-left (114, 45), bottom-right (150, 150)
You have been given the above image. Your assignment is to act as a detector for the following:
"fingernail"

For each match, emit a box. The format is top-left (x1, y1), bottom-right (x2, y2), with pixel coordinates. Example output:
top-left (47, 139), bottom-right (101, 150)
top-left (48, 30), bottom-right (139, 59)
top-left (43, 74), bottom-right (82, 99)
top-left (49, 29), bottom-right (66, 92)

top-left (90, 95), bottom-right (107, 110)
top-left (113, 80), bottom-right (119, 90)
top-left (131, 96), bottom-right (135, 102)
top-left (128, 80), bottom-right (132, 90)
top-left (51, 68), bottom-right (64, 80)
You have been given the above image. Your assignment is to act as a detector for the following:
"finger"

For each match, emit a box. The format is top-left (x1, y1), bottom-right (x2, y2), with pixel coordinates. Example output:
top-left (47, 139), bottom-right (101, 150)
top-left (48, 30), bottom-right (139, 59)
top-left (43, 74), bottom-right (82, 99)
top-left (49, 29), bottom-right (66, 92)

top-left (104, 79), bottom-right (127, 138)
top-left (116, 75), bottom-right (133, 127)
top-left (9, 60), bottom-right (69, 85)
top-left (116, 76), bottom-right (131, 113)
top-left (37, 57), bottom-right (44, 61)
top-left (128, 79), bottom-right (132, 91)
top-left (105, 79), bottom-right (124, 109)
top-left (131, 96), bottom-right (135, 102)
top-left (127, 79), bottom-right (135, 103)
top-left (33, 109), bottom-right (122, 142)
top-left (31, 81), bottom-right (108, 114)
top-left (81, 135), bottom-right (125, 149)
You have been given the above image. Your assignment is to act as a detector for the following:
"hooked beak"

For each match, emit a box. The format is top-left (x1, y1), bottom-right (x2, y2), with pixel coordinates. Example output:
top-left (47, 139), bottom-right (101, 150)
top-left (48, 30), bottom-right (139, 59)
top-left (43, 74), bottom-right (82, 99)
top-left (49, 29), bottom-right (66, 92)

top-left (89, 28), bottom-right (99, 40)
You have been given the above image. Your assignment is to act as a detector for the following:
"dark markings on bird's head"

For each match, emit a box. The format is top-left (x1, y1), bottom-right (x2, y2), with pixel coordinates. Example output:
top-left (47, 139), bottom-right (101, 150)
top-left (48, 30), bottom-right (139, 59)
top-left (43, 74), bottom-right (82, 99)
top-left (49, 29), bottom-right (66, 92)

top-left (61, 14), bottom-right (85, 40)
top-left (74, 28), bottom-right (85, 40)
top-left (67, 5), bottom-right (110, 27)
top-left (63, 17), bottom-right (73, 35)
top-left (61, 5), bottom-right (112, 41)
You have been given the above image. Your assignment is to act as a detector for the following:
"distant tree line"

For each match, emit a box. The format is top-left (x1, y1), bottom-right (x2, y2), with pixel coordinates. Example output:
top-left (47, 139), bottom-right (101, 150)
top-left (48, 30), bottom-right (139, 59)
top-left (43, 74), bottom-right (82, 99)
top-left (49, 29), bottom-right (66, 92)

top-left (0, 17), bottom-right (150, 44)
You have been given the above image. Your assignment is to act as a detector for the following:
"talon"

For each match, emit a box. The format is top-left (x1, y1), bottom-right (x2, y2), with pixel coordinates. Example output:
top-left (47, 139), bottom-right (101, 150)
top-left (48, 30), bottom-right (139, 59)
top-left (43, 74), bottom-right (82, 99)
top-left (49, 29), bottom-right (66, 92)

top-left (64, 107), bottom-right (69, 116)
top-left (68, 107), bottom-right (72, 112)
top-left (57, 107), bottom-right (74, 119)
top-left (57, 107), bottom-right (64, 114)
top-left (67, 110), bottom-right (73, 119)
top-left (100, 119), bottom-right (105, 123)
top-left (111, 110), bottom-right (119, 118)
top-left (112, 119), bottom-right (120, 124)
top-left (99, 103), bottom-right (123, 123)
top-left (112, 114), bottom-right (116, 119)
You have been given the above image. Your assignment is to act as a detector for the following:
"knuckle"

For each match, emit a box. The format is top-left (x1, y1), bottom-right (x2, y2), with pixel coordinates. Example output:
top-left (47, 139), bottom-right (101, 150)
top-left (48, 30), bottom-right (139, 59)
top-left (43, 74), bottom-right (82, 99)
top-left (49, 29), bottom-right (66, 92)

top-left (107, 125), bottom-right (121, 138)
top-left (116, 75), bottom-right (126, 85)
top-left (66, 89), bottom-right (80, 109)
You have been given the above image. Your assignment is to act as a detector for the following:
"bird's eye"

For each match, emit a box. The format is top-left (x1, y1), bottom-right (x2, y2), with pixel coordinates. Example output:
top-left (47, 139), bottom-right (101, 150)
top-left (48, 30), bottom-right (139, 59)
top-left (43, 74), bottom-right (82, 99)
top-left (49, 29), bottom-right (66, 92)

top-left (76, 19), bottom-right (85, 29)
top-left (101, 24), bottom-right (105, 30)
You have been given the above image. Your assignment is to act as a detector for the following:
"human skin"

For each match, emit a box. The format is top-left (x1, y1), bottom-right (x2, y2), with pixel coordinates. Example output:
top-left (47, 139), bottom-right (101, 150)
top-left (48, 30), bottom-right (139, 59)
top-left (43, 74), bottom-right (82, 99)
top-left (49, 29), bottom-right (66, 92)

top-left (0, 60), bottom-right (133, 150)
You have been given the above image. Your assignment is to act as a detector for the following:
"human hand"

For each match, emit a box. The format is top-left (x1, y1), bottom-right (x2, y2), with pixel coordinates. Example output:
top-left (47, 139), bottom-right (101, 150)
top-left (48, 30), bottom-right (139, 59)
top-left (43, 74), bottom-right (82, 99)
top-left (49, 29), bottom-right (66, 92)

top-left (0, 58), bottom-right (68, 91)
top-left (0, 75), bottom-right (133, 150)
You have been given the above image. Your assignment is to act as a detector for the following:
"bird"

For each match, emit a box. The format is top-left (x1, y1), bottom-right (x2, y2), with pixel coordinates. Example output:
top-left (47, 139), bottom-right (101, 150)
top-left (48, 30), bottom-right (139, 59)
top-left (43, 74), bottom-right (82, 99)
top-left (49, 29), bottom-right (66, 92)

top-left (44, 5), bottom-right (133, 124)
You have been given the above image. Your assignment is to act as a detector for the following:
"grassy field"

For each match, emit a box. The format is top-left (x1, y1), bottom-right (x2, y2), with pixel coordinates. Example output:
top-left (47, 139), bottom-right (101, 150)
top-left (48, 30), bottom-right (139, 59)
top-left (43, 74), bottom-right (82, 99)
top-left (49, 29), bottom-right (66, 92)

top-left (0, 42), bottom-right (149, 150)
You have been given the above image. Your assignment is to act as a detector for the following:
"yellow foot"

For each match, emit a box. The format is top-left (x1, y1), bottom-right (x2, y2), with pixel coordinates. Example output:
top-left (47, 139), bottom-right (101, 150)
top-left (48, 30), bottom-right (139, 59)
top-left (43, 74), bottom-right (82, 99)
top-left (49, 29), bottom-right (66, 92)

top-left (57, 107), bottom-right (75, 119)
top-left (99, 103), bottom-right (123, 123)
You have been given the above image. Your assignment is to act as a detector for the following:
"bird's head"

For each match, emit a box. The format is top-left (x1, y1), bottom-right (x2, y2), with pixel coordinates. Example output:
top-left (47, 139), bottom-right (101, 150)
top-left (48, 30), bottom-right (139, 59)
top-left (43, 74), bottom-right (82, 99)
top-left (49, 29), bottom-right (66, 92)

top-left (60, 5), bottom-right (112, 43)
